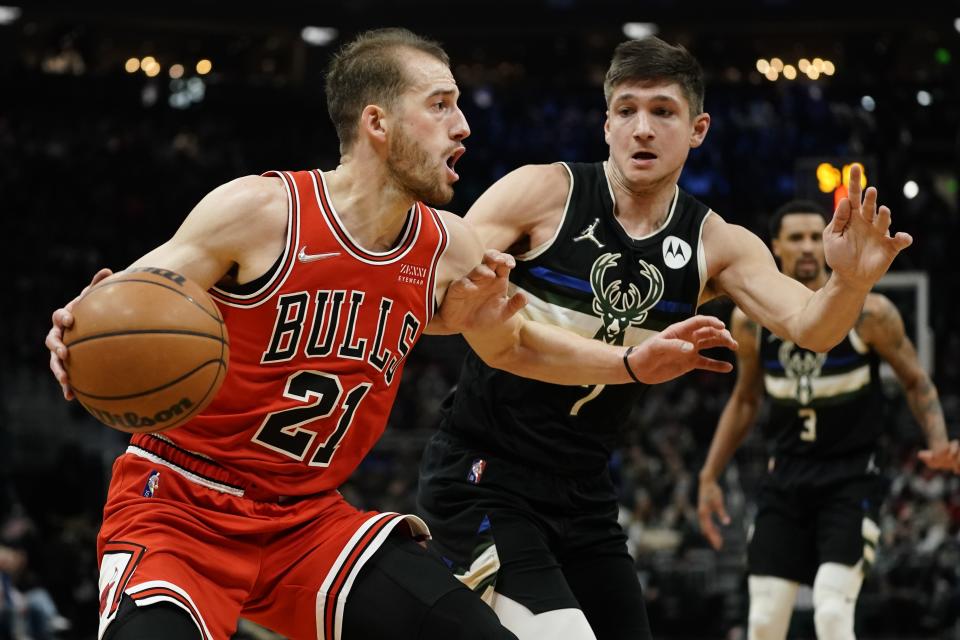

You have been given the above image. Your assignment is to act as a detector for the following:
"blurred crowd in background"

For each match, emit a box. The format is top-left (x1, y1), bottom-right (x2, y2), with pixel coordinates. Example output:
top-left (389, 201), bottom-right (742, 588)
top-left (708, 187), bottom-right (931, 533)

top-left (1, 3), bottom-right (958, 638)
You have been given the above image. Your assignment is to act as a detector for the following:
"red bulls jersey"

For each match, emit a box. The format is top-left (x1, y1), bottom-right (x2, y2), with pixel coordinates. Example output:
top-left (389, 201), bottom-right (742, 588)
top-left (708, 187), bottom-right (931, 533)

top-left (130, 169), bottom-right (449, 498)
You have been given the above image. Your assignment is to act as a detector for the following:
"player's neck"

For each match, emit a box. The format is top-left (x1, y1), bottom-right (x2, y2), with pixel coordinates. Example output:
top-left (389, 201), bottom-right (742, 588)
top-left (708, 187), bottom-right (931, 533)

top-left (604, 160), bottom-right (677, 237)
top-left (324, 160), bottom-right (417, 253)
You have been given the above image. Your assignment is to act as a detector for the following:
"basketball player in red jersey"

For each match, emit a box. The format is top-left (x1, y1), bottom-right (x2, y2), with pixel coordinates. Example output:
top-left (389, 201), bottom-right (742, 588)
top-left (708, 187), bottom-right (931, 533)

top-left (44, 29), bottom-right (736, 640)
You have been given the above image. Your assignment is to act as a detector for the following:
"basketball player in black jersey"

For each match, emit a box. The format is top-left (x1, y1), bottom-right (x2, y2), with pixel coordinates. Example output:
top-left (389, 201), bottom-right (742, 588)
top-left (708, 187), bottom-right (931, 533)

top-left (417, 37), bottom-right (914, 640)
top-left (697, 200), bottom-right (958, 640)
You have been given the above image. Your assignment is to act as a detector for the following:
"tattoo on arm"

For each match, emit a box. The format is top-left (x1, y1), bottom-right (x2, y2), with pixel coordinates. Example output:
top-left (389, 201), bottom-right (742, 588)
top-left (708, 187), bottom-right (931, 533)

top-left (906, 376), bottom-right (948, 446)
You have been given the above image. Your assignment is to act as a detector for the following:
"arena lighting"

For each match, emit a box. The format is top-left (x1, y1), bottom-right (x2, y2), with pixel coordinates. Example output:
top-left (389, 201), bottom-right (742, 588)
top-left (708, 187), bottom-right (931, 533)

top-left (917, 90), bottom-right (932, 106)
top-left (798, 58), bottom-right (810, 72)
top-left (764, 68), bottom-right (778, 81)
top-left (622, 22), bottom-right (658, 39)
top-left (783, 64), bottom-right (797, 80)
top-left (903, 180), bottom-right (919, 199)
top-left (196, 59), bottom-right (212, 75)
top-left (770, 57), bottom-right (784, 72)
top-left (756, 59), bottom-right (770, 74)
top-left (301, 26), bottom-right (338, 46)
top-left (0, 5), bottom-right (21, 25)
top-left (822, 60), bottom-right (835, 75)
top-left (169, 64), bottom-right (184, 79)
top-left (124, 57), bottom-right (140, 73)
top-left (861, 95), bottom-right (876, 112)
top-left (954, 17), bottom-right (960, 33)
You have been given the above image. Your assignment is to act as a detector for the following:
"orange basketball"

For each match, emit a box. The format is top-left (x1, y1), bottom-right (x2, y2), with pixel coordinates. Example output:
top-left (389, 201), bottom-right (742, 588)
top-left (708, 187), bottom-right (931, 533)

top-left (63, 267), bottom-right (229, 433)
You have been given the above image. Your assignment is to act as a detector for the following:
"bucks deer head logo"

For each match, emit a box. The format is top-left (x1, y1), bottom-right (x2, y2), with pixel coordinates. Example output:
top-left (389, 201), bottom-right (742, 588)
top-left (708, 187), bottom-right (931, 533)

top-left (590, 253), bottom-right (663, 344)
top-left (777, 340), bottom-right (827, 405)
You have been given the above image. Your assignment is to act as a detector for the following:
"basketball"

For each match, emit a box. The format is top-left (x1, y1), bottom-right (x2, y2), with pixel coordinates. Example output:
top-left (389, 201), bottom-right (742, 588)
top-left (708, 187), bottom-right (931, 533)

top-left (63, 267), bottom-right (229, 433)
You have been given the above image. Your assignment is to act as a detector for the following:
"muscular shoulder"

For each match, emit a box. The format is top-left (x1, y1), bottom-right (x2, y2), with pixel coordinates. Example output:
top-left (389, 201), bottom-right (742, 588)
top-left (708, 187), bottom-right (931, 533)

top-left (206, 175), bottom-right (287, 228)
top-left (465, 163), bottom-right (570, 251)
top-left (855, 292), bottom-right (904, 347)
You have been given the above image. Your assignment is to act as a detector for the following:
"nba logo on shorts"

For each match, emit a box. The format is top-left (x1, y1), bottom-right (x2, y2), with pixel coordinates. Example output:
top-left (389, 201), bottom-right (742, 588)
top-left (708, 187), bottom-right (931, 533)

top-left (142, 471), bottom-right (160, 497)
top-left (467, 458), bottom-right (487, 484)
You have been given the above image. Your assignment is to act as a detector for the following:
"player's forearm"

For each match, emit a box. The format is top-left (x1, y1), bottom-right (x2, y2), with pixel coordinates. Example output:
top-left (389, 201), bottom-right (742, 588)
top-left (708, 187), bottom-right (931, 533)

top-left (699, 397), bottom-right (758, 482)
top-left (788, 274), bottom-right (871, 352)
top-left (904, 375), bottom-right (949, 447)
top-left (470, 320), bottom-right (631, 385)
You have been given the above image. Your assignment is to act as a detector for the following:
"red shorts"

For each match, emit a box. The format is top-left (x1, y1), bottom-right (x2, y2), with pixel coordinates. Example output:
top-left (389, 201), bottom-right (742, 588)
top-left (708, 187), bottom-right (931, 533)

top-left (96, 441), bottom-right (427, 640)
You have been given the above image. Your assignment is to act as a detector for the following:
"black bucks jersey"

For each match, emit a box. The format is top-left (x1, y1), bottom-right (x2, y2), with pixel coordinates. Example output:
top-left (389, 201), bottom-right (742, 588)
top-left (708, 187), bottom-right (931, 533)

top-left (441, 162), bottom-right (711, 474)
top-left (760, 326), bottom-right (882, 463)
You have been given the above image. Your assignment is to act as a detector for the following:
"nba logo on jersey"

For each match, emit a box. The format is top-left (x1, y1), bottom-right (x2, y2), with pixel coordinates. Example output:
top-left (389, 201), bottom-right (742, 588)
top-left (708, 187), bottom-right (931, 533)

top-left (142, 471), bottom-right (160, 497)
top-left (467, 459), bottom-right (487, 484)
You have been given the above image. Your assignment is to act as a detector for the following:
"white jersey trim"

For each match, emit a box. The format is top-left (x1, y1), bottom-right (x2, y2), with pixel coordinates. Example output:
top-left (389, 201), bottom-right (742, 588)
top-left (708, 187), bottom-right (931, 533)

top-left (697, 209), bottom-right (714, 298)
top-left (127, 581), bottom-right (214, 640)
top-left (126, 445), bottom-right (245, 497)
top-left (764, 364), bottom-right (871, 401)
top-left (426, 205), bottom-right (451, 321)
top-left (848, 327), bottom-right (870, 354)
top-left (210, 170), bottom-right (300, 308)
top-left (312, 170), bottom-right (421, 265)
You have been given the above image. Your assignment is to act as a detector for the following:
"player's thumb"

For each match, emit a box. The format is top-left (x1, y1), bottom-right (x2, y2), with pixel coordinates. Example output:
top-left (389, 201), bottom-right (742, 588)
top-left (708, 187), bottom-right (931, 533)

top-left (506, 292), bottom-right (527, 316)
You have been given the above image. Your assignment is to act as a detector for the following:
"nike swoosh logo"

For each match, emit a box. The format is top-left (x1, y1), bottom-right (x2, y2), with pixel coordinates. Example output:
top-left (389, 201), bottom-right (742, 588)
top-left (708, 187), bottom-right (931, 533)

top-left (297, 247), bottom-right (340, 263)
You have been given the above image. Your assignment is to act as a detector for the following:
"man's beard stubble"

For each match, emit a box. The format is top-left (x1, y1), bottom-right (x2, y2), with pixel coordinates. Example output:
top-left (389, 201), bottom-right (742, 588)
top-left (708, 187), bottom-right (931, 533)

top-left (387, 128), bottom-right (453, 206)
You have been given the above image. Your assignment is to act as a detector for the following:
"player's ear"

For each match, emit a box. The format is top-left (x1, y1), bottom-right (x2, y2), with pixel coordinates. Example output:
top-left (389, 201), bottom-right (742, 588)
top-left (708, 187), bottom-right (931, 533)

top-left (603, 111), bottom-right (611, 144)
top-left (689, 112), bottom-right (710, 148)
top-left (360, 105), bottom-right (389, 147)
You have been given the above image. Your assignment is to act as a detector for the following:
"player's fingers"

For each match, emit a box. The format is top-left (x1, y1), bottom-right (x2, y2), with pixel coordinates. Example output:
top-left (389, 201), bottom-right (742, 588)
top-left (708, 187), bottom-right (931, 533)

top-left (468, 265), bottom-right (496, 281)
top-left (52, 307), bottom-right (73, 330)
top-left (890, 231), bottom-right (913, 251)
top-left (693, 355), bottom-right (734, 373)
top-left (662, 315), bottom-right (724, 339)
top-left (696, 335), bottom-right (738, 353)
top-left (874, 204), bottom-right (890, 234)
top-left (862, 186), bottom-right (878, 223)
top-left (847, 164), bottom-right (862, 210)
top-left (505, 292), bottom-right (527, 316)
top-left (44, 326), bottom-right (67, 358)
top-left (830, 197), bottom-right (851, 234)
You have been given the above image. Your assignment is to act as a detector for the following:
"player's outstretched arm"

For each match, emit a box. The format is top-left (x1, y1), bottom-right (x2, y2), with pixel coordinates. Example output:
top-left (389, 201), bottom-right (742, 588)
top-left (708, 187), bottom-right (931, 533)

top-left (706, 167), bottom-right (910, 353)
top-left (44, 175), bottom-right (287, 400)
top-left (856, 293), bottom-right (960, 473)
top-left (429, 213), bottom-right (737, 385)
top-left (697, 308), bottom-right (764, 550)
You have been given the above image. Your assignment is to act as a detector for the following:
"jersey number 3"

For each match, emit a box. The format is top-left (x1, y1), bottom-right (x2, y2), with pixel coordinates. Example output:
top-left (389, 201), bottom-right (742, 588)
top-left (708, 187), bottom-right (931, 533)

top-left (798, 408), bottom-right (817, 442)
top-left (252, 371), bottom-right (372, 466)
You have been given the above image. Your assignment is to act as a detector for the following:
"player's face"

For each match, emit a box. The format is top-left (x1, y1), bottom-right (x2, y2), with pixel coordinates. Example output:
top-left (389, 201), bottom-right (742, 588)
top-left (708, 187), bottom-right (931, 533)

top-left (604, 80), bottom-right (709, 190)
top-left (388, 52), bottom-right (470, 205)
top-left (773, 213), bottom-right (827, 283)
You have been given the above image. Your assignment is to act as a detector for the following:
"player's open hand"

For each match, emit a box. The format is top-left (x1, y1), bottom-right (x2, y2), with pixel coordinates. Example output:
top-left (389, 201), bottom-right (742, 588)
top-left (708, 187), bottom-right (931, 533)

top-left (45, 268), bottom-right (113, 400)
top-left (697, 477), bottom-right (730, 550)
top-left (918, 440), bottom-right (960, 475)
top-left (626, 315), bottom-right (736, 385)
top-left (823, 164), bottom-right (912, 291)
top-left (436, 250), bottom-right (527, 334)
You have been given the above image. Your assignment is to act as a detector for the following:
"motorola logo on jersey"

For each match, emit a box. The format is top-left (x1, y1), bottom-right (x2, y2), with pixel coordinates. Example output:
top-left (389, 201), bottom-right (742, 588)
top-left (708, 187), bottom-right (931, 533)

top-left (589, 252), bottom-right (664, 344)
top-left (662, 235), bottom-right (692, 269)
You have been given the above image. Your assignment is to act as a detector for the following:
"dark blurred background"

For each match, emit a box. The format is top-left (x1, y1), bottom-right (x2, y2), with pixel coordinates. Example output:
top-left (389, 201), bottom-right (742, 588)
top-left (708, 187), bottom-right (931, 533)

top-left (1, 1), bottom-right (958, 638)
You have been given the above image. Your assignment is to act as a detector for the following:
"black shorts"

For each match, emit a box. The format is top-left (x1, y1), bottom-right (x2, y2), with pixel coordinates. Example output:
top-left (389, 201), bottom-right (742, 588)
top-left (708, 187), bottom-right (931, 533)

top-left (747, 471), bottom-right (884, 586)
top-left (417, 431), bottom-right (651, 640)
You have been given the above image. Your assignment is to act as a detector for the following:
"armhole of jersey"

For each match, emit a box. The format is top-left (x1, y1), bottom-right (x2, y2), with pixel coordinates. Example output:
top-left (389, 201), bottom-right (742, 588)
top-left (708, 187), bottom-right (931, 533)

top-left (848, 327), bottom-right (869, 354)
top-left (696, 209), bottom-right (713, 299)
top-left (514, 162), bottom-right (574, 262)
top-left (425, 205), bottom-right (450, 323)
top-left (209, 170), bottom-right (299, 308)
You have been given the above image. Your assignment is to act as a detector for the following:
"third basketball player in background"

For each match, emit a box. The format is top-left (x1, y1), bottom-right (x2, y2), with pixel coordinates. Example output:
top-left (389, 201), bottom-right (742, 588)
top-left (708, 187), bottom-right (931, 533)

top-left (697, 200), bottom-right (958, 640)
top-left (417, 37), bottom-right (914, 640)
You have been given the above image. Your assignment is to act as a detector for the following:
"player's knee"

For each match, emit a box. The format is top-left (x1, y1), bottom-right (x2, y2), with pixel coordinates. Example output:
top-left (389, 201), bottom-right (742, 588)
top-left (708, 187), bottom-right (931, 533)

top-left (422, 587), bottom-right (517, 640)
top-left (812, 563), bottom-right (861, 640)
top-left (747, 576), bottom-right (796, 640)
top-left (813, 597), bottom-right (855, 640)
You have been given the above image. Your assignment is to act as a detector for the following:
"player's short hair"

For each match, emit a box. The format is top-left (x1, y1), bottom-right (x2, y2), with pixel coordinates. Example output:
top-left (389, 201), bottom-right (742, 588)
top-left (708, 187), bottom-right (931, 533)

top-left (768, 199), bottom-right (830, 241)
top-left (325, 28), bottom-right (450, 153)
top-left (604, 36), bottom-right (705, 116)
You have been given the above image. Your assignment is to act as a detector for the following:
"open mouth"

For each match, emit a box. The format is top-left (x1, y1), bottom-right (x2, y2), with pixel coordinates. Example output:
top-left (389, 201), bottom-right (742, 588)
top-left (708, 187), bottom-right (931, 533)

top-left (632, 151), bottom-right (657, 161)
top-left (445, 147), bottom-right (465, 180)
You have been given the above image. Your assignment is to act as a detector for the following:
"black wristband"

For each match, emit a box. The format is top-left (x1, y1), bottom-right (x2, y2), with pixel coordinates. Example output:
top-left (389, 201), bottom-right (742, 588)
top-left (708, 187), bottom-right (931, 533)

top-left (623, 345), bottom-right (642, 384)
